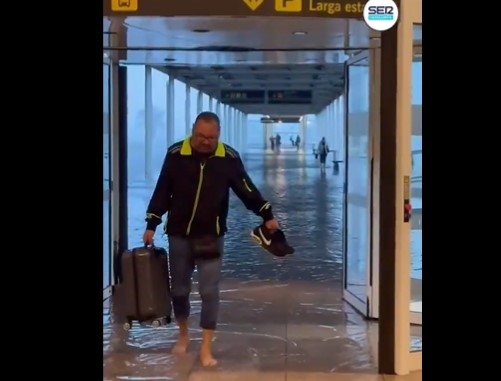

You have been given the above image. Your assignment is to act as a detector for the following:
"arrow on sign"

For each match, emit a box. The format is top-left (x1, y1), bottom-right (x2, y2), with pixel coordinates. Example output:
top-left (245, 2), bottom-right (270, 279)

top-left (242, 0), bottom-right (265, 11)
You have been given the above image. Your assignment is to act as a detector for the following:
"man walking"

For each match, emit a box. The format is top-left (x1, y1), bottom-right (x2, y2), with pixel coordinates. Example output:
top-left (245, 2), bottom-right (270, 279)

top-left (143, 111), bottom-right (280, 367)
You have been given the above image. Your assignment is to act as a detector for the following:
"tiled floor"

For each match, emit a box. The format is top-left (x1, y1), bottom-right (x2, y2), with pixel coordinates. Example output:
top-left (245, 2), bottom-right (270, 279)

top-left (103, 150), bottom-right (422, 380)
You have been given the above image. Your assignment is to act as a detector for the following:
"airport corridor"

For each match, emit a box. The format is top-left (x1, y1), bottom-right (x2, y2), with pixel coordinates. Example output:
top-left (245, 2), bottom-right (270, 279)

top-left (103, 151), bottom-right (418, 380)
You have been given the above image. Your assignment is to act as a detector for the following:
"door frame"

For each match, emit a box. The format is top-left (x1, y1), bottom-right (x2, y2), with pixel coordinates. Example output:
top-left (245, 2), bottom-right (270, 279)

top-left (409, 46), bottom-right (423, 326)
top-left (103, 56), bottom-right (112, 301)
top-left (368, 44), bottom-right (381, 320)
top-left (393, 0), bottom-right (422, 372)
top-left (408, 44), bottom-right (422, 327)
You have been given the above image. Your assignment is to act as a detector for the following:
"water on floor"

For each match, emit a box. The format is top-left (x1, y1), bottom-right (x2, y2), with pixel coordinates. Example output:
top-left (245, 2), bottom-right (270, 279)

top-left (103, 150), bottom-right (422, 380)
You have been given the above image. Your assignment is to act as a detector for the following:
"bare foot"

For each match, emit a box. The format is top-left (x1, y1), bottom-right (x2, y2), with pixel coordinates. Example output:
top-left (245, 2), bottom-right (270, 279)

top-left (172, 334), bottom-right (189, 354)
top-left (200, 347), bottom-right (218, 367)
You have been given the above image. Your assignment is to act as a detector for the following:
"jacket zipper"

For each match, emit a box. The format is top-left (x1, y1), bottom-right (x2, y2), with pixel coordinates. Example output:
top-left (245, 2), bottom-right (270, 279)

top-left (186, 158), bottom-right (212, 235)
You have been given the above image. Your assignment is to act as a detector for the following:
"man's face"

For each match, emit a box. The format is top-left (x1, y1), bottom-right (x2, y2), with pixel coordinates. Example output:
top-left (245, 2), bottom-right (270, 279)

top-left (191, 119), bottom-right (220, 153)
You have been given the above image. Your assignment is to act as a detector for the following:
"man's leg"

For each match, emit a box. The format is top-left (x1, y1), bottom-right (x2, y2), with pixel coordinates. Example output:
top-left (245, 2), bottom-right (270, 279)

top-left (168, 236), bottom-right (195, 354)
top-left (196, 238), bottom-right (224, 367)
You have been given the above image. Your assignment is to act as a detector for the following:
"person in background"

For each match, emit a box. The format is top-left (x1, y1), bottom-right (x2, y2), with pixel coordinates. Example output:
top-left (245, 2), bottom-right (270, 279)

top-left (295, 135), bottom-right (301, 150)
top-left (317, 137), bottom-right (330, 171)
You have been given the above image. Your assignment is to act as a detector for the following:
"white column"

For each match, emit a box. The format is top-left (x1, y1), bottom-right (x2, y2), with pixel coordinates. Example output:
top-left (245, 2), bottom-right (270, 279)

top-left (216, 101), bottom-right (221, 116)
top-left (197, 90), bottom-right (203, 114)
top-left (264, 122), bottom-right (274, 152)
top-left (334, 101), bottom-right (339, 155)
top-left (145, 65), bottom-right (153, 181)
top-left (185, 84), bottom-right (191, 136)
top-left (209, 97), bottom-right (214, 112)
top-left (233, 110), bottom-right (238, 150)
top-left (337, 96), bottom-right (345, 160)
top-left (228, 107), bottom-right (233, 146)
top-left (223, 106), bottom-right (228, 144)
top-left (321, 107), bottom-right (325, 142)
top-left (300, 115), bottom-right (307, 151)
top-left (328, 102), bottom-right (334, 148)
top-left (262, 122), bottom-right (267, 151)
top-left (233, 109), bottom-right (238, 148)
top-left (321, 108), bottom-right (327, 142)
top-left (242, 113), bottom-right (248, 151)
top-left (314, 110), bottom-right (321, 149)
top-left (167, 75), bottom-right (175, 147)
top-left (239, 111), bottom-right (244, 150)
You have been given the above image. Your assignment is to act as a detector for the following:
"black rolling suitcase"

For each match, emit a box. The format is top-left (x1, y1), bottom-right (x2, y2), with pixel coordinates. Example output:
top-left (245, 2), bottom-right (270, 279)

top-left (114, 246), bottom-right (172, 330)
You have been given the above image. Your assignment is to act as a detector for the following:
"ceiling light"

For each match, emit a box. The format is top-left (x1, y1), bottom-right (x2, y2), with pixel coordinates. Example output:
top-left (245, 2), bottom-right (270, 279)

top-left (293, 31), bottom-right (307, 35)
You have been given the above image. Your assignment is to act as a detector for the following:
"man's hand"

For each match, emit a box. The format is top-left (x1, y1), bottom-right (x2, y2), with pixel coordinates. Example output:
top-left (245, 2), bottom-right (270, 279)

top-left (265, 218), bottom-right (280, 232)
top-left (143, 229), bottom-right (155, 246)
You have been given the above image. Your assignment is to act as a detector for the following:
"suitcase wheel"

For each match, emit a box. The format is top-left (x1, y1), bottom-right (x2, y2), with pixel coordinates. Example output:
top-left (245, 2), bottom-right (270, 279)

top-left (152, 320), bottom-right (161, 328)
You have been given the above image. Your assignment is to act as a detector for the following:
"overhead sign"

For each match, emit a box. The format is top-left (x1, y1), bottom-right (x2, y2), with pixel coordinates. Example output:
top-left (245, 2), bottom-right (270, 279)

top-left (220, 90), bottom-right (266, 104)
top-left (243, 0), bottom-right (265, 11)
top-left (104, 0), bottom-right (367, 18)
top-left (111, 0), bottom-right (137, 12)
top-left (221, 90), bottom-right (313, 105)
top-left (261, 116), bottom-right (302, 123)
top-left (268, 90), bottom-right (312, 104)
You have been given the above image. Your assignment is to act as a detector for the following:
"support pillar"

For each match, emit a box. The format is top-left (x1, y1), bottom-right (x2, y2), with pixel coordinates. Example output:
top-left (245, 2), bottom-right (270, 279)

top-left (378, 0), bottom-right (420, 374)
top-left (109, 20), bottom-right (128, 282)
top-left (242, 113), bottom-right (248, 151)
top-left (185, 84), bottom-right (191, 136)
top-left (235, 109), bottom-right (240, 150)
top-left (328, 103), bottom-right (334, 145)
top-left (227, 107), bottom-right (233, 146)
top-left (197, 90), bottom-right (203, 114)
top-left (144, 65), bottom-right (153, 182)
top-left (238, 111), bottom-right (243, 151)
top-left (263, 122), bottom-right (274, 151)
top-left (300, 115), bottom-right (307, 150)
top-left (222, 105), bottom-right (228, 143)
top-left (167, 75), bottom-right (175, 147)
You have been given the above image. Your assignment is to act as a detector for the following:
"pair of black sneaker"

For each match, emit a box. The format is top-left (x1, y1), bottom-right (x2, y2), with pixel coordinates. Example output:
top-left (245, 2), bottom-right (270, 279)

top-left (250, 224), bottom-right (294, 257)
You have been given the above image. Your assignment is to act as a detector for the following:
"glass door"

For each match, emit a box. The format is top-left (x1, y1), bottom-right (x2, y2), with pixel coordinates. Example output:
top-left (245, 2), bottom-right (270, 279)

top-left (342, 51), bottom-right (372, 315)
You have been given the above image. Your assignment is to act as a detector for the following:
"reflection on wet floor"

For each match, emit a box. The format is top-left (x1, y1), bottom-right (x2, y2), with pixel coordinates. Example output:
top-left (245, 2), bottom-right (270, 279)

top-left (104, 151), bottom-right (422, 380)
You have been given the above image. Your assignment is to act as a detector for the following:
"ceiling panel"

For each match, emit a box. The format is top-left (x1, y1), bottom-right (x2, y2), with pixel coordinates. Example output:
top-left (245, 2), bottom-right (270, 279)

top-left (153, 63), bottom-right (344, 115)
top-left (105, 16), bottom-right (372, 115)
top-left (104, 16), bottom-right (372, 51)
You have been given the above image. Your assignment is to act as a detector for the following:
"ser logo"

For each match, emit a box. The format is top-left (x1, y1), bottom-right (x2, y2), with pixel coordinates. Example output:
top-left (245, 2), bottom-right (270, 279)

top-left (363, 0), bottom-right (399, 31)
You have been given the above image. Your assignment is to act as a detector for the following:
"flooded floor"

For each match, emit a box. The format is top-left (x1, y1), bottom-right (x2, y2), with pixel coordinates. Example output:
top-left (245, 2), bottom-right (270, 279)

top-left (104, 150), bottom-right (422, 380)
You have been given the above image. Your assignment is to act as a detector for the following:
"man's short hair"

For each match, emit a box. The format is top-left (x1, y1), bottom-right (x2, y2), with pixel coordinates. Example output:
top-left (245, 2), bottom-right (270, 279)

top-left (195, 111), bottom-right (220, 128)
